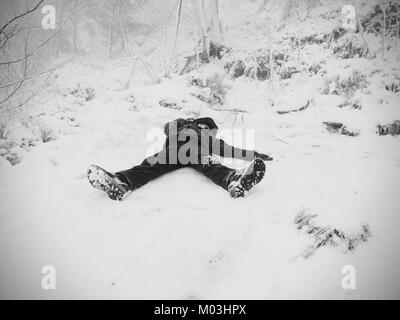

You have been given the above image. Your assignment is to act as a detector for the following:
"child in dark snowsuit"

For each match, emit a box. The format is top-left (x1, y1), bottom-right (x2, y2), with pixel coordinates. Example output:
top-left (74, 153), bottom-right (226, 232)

top-left (87, 117), bottom-right (273, 200)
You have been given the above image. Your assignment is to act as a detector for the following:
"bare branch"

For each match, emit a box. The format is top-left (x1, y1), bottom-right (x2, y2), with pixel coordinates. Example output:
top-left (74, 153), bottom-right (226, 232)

top-left (0, 0), bottom-right (45, 34)
top-left (0, 13), bottom-right (74, 66)
top-left (0, 57), bottom-right (75, 90)
top-left (0, 78), bottom-right (23, 105)
top-left (355, 5), bottom-right (373, 59)
top-left (0, 29), bottom-right (60, 66)
top-left (164, 0), bottom-right (183, 77)
top-left (9, 71), bottom-right (54, 110)
top-left (0, 24), bottom-right (18, 49)
top-left (125, 56), bottom-right (158, 88)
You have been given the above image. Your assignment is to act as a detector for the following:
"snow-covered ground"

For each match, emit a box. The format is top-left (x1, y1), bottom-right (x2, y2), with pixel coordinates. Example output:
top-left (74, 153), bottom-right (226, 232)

top-left (1, 0), bottom-right (400, 299)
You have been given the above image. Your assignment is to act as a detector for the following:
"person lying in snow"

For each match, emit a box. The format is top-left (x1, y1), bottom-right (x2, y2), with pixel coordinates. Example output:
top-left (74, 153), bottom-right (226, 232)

top-left (87, 117), bottom-right (273, 200)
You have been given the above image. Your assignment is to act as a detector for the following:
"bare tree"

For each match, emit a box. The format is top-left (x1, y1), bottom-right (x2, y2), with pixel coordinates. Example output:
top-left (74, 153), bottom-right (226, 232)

top-left (381, 2), bottom-right (386, 59)
top-left (282, 0), bottom-right (293, 21)
top-left (118, 0), bottom-right (130, 56)
top-left (258, 0), bottom-right (269, 11)
top-left (397, 15), bottom-right (399, 60)
top-left (107, 0), bottom-right (117, 58)
top-left (210, 0), bottom-right (222, 45)
top-left (0, 0), bottom-right (45, 37)
top-left (354, 2), bottom-right (373, 59)
top-left (191, 0), bottom-right (209, 60)
top-left (164, 0), bottom-right (183, 77)
top-left (72, 0), bottom-right (78, 55)
top-left (0, 0), bottom-right (75, 109)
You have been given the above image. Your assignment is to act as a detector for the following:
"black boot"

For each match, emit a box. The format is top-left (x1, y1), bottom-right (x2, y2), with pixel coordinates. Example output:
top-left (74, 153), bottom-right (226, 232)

top-left (227, 158), bottom-right (266, 198)
top-left (87, 165), bottom-right (131, 201)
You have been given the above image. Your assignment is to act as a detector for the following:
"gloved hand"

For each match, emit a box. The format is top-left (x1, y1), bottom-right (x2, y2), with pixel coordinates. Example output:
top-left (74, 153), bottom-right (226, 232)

top-left (254, 151), bottom-right (273, 161)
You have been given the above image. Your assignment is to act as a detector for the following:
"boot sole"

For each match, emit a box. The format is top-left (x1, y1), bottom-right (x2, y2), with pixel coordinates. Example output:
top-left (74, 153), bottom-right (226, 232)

top-left (87, 165), bottom-right (130, 201)
top-left (229, 158), bottom-right (266, 198)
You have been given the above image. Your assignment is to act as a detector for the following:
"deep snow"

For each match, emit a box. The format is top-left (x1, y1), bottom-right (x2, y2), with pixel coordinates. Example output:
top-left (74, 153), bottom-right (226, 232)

top-left (1, 0), bottom-right (400, 299)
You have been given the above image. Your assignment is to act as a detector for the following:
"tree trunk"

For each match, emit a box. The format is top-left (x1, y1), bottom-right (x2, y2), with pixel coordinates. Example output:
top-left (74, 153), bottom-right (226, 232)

top-left (211, 0), bottom-right (222, 45)
top-left (107, 0), bottom-right (117, 58)
top-left (396, 15), bottom-right (399, 60)
top-left (259, 0), bottom-right (268, 11)
top-left (192, 0), bottom-right (209, 60)
top-left (381, 3), bottom-right (386, 59)
top-left (118, 0), bottom-right (130, 56)
top-left (282, 0), bottom-right (293, 20)
top-left (354, 3), bottom-right (372, 59)
top-left (164, 0), bottom-right (183, 77)
top-left (269, 0), bottom-right (274, 81)
top-left (72, 0), bottom-right (78, 56)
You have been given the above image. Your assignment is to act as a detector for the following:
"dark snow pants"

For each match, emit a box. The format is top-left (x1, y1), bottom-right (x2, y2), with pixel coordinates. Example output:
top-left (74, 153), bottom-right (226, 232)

top-left (116, 153), bottom-right (235, 191)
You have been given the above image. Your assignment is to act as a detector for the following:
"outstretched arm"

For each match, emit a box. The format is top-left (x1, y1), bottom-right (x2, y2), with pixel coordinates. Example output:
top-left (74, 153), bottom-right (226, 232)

top-left (214, 139), bottom-right (273, 161)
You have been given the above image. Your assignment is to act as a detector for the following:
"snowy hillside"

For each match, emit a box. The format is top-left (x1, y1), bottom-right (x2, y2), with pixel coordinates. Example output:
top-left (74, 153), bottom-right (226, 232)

top-left (1, 0), bottom-right (400, 299)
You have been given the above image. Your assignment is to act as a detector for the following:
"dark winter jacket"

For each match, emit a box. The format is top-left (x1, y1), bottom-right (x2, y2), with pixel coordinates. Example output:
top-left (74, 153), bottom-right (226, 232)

top-left (158, 117), bottom-right (255, 164)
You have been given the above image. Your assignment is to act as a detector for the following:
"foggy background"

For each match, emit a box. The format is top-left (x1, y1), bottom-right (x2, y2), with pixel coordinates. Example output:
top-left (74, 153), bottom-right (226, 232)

top-left (0, 0), bottom-right (400, 299)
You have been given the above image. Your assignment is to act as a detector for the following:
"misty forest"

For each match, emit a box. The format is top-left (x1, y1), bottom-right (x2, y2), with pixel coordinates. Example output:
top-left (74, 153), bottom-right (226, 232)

top-left (0, 0), bottom-right (400, 299)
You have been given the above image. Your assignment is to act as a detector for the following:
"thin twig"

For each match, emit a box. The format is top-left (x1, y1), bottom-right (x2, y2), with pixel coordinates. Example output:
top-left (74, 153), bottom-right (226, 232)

top-left (0, 77), bottom-right (23, 104)
top-left (0, 24), bottom-right (17, 49)
top-left (271, 133), bottom-right (290, 145)
top-left (124, 56), bottom-right (157, 88)
top-left (381, 3), bottom-right (386, 59)
top-left (211, 107), bottom-right (249, 113)
top-left (9, 71), bottom-right (54, 111)
top-left (0, 13), bottom-right (74, 66)
top-left (0, 57), bottom-right (75, 90)
top-left (355, 7), bottom-right (373, 59)
top-left (0, 0), bottom-right (45, 34)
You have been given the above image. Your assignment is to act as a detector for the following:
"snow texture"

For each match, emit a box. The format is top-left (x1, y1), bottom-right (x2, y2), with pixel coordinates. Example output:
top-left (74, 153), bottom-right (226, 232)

top-left (1, 0), bottom-right (400, 299)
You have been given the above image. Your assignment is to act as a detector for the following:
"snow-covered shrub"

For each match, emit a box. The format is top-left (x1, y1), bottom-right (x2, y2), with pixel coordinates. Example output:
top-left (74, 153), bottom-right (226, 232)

top-left (179, 41), bottom-right (228, 75)
top-left (308, 63), bottom-right (322, 75)
top-left (126, 94), bottom-right (136, 103)
top-left (206, 73), bottom-right (228, 100)
top-left (295, 212), bottom-right (371, 258)
top-left (188, 76), bottom-right (206, 88)
top-left (384, 76), bottom-right (400, 93)
top-left (323, 70), bottom-right (368, 98)
top-left (325, 27), bottom-right (347, 43)
top-left (189, 73), bottom-right (230, 105)
top-left (323, 121), bottom-right (359, 136)
top-left (0, 121), bottom-right (9, 140)
top-left (278, 61), bottom-right (299, 80)
top-left (224, 50), bottom-right (289, 81)
top-left (338, 70), bottom-right (368, 97)
top-left (0, 139), bottom-right (15, 151)
top-left (224, 59), bottom-right (246, 78)
top-left (159, 99), bottom-right (183, 110)
top-left (5, 146), bottom-right (24, 165)
top-left (38, 125), bottom-right (56, 143)
top-left (291, 33), bottom-right (328, 48)
top-left (337, 94), bottom-right (363, 110)
top-left (377, 120), bottom-right (400, 136)
top-left (361, 2), bottom-right (400, 37)
top-left (63, 82), bottom-right (95, 105)
top-left (0, 154), bottom-right (11, 169)
top-left (332, 33), bottom-right (370, 59)
top-left (209, 41), bottom-right (228, 59)
top-left (350, 98), bottom-right (362, 110)
top-left (244, 55), bottom-right (270, 80)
